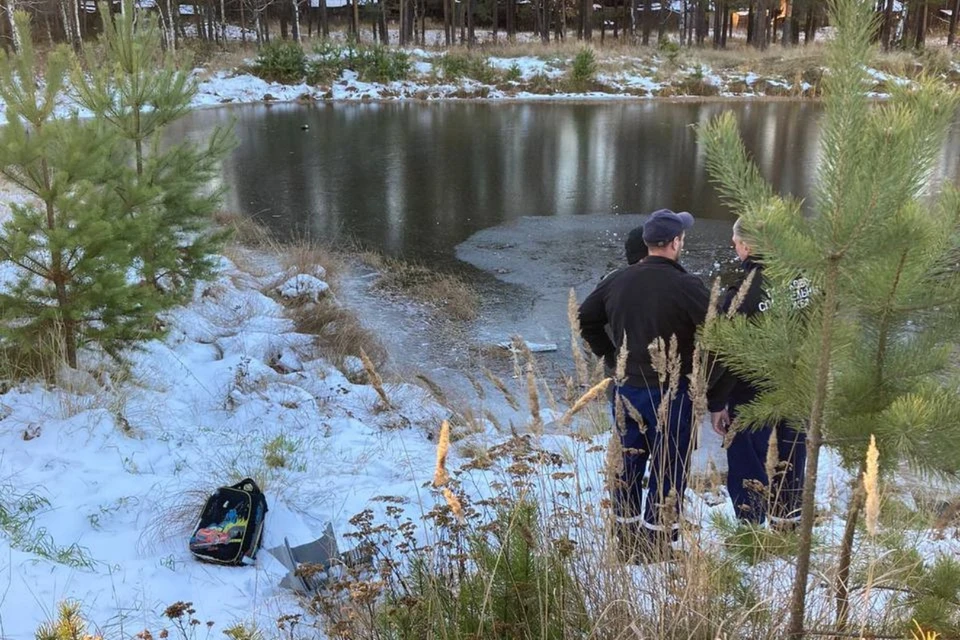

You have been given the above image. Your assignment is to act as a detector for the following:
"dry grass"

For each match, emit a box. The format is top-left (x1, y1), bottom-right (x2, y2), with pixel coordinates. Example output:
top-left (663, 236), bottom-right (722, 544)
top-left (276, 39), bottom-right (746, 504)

top-left (215, 212), bottom-right (385, 370)
top-left (212, 210), bottom-right (272, 247)
top-left (276, 235), bottom-right (347, 289)
top-left (286, 297), bottom-right (387, 370)
top-left (178, 40), bottom-right (260, 78)
top-left (361, 252), bottom-right (479, 321)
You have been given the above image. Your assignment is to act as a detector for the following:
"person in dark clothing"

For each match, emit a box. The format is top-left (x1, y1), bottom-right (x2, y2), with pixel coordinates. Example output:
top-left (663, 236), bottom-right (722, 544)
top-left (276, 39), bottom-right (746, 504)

top-left (707, 219), bottom-right (809, 529)
top-left (601, 226), bottom-right (650, 396)
top-left (578, 209), bottom-right (711, 559)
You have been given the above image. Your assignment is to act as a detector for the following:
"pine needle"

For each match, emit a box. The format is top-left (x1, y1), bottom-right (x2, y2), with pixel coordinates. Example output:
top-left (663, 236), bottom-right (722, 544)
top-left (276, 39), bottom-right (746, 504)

top-left (864, 434), bottom-right (880, 536)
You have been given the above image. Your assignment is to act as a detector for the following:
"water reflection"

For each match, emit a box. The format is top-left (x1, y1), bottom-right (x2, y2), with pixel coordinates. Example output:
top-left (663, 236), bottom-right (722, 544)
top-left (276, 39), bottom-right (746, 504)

top-left (168, 101), bottom-right (960, 263)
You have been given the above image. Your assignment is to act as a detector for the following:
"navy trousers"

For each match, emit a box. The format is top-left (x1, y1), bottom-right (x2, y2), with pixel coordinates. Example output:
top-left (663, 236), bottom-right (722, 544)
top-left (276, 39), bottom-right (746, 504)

top-left (612, 382), bottom-right (694, 542)
top-left (726, 402), bottom-right (807, 525)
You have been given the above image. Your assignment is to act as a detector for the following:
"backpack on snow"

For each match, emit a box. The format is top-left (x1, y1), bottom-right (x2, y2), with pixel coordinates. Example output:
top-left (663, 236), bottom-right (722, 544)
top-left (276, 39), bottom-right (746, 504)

top-left (189, 478), bottom-right (268, 566)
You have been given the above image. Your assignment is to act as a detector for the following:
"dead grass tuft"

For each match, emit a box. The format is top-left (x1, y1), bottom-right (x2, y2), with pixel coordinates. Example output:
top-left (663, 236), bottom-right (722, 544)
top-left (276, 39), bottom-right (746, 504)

top-left (362, 253), bottom-right (479, 321)
top-left (277, 236), bottom-right (347, 289)
top-left (212, 210), bottom-right (272, 247)
top-left (287, 297), bottom-right (387, 370)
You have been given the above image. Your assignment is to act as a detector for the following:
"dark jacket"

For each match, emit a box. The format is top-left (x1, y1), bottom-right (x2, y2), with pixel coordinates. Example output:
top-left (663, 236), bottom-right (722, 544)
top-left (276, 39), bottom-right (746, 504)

top-left (706, 256), bottom-right (815, 412)
top-left (578, 256), bottom-right (711, 388)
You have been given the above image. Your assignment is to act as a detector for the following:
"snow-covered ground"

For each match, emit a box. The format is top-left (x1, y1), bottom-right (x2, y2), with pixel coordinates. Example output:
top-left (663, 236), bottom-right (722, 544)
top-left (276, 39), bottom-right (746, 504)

top-left (0, 250), bottom-right (452, 636)
top-left (1, 240), bottom-right (958, 637)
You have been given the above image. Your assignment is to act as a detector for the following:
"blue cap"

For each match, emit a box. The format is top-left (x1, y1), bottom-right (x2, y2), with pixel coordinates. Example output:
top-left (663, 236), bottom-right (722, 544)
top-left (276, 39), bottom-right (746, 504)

top-left (642, 209), bottom-right (695, 246)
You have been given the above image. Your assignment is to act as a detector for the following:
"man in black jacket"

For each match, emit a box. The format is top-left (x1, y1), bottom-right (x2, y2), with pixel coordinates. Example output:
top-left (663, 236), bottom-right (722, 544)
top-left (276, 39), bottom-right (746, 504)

top-left (707, 219), bottom-right (808, 528)
top-left (578, 209), bottom-right (710, 559)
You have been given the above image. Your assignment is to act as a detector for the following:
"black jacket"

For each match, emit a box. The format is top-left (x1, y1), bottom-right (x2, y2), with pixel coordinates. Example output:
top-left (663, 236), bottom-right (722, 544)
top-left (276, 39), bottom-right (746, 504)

top-left (706, 256), bottom-right (815, 412)
top-left (578, 256), bottom-right (711, 387)
top-left (706, 256), bottom-right (767, 411)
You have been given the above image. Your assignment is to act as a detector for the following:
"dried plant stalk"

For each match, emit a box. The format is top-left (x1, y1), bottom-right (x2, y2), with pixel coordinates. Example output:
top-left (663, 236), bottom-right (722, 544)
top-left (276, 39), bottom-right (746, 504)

top-left (615, 333), bottom-right (629, 385)
top-left (482, 367), bottom-right (520, 411)
top-left (560, 377), bottom-right (612, 426)
top-left (360, 347), bottom-right (391, 408)
top-left (605, 432), bottom-right (625, 489)
top-left (526, 363), bottom-right (543, 435)
top-left (621, 394), bottom-right (646, 433)
top-left (568, 288), bottom-right (590, 388)
top-left (432, 419), bottom-right (451, 488)
top-left (764, 426), bottom-right (779, 496)
top-left (442, 487), bottom-right (464, 522)
top-left (864, 434), bottom-right (880, 536)
top-left (726, 268), bottom-right (757, 319)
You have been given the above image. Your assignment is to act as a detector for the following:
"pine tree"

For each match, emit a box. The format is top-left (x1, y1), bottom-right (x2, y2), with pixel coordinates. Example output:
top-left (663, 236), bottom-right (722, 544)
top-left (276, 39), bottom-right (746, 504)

top-left (0, 13), bottom-right (166, 371)
top-left (699, 0), bottom-right (960, 634)
top-left (73, 1), bottom-right (233, 295)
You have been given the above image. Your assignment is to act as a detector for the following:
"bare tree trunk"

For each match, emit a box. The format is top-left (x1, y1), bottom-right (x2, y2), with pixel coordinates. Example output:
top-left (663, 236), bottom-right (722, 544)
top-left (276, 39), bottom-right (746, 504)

top-left (913, 0), bottom-right (926, 48)
top-left (787, 261), bottom-right (840, 640)
top-left (723, 4), bottom-right (730, 45)
top-left (59, 0), bottom-right (73, 47)
top-left (467, 0), bottom-right (475, 45)
top-left (949, 0), bottom-right (960, 44)
top-left (221, 0), bottom-right (228, 43)
top-left (835, 464), bottom-right (867, 633)
top-left (240, 0), bottom-right (247, 42)
top-left (352, 0), bottom-right (359, 41)
top-left (507, 0), bottom-right (515, 39)
top-left (378, 0), bottom-right (387, 43)
top-left (291, 0), bottom-right (301, 41)
top-left (493, 0), bottom-right (498, 41)
top-left (443, 0), bottom-right (451, 43)
top-left (5, 0), bottom-right (21, 52)
top-left (656, 1), bottom-right (666, 41)
top-left (781, 0), bottom-right (792, 44)
top-left (641, 0), bottom-right (650, 42)
top-left (73, 0), bottom-right (82, 45)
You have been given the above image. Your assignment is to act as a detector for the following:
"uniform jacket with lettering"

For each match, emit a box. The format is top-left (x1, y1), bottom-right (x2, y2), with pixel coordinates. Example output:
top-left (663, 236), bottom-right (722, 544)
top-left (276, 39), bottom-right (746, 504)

top-left (706, 256), bottom-right (814, 412)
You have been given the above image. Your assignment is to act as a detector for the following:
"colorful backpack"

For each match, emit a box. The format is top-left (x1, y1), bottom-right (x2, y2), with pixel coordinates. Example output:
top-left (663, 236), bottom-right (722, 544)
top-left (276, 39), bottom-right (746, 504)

top-left (189, 478), bottom-right (268, 565)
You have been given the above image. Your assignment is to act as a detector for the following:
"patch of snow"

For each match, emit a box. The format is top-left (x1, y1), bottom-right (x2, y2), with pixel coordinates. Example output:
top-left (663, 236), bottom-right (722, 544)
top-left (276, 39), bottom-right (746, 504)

top-left (276, 274), bottom-right (330, 303)
top-left (488, 56), bottom-right (564, 80)
top-left (192, 72), bottom-right (314, 107)
top-left (864, 66), bottom-right (912, 87)
top-left (182, 23), bottom-right (258, 40)
top-left (412, 60), bottom-right (434, 75)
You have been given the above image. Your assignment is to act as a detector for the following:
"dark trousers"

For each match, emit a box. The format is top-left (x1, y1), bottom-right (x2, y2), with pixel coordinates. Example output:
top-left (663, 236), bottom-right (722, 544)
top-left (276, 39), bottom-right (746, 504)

top-left (726, 402), bottom-right (807, 525)
top-left (612, 382), bottom-right (694, 543)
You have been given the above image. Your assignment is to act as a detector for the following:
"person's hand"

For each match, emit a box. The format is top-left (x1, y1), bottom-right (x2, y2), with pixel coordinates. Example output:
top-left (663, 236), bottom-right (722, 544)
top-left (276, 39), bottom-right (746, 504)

top-left (711, 409), bottom-right (730, 436)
